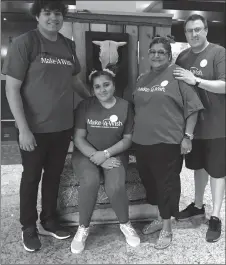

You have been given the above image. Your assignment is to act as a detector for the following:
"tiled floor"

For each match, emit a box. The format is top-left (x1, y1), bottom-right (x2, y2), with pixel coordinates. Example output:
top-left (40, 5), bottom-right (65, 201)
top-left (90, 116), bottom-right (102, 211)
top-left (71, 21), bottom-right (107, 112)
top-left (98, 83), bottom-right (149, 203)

top-left (1, 142), bottom-right (225, 264)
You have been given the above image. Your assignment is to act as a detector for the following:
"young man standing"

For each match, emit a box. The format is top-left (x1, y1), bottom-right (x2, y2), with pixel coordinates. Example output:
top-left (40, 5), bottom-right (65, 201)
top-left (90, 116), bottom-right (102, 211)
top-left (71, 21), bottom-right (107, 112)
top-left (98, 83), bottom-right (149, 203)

top-left (2, 0), bottom-right (90, 252)
top-left (173, 14), bottom-right (225, 243)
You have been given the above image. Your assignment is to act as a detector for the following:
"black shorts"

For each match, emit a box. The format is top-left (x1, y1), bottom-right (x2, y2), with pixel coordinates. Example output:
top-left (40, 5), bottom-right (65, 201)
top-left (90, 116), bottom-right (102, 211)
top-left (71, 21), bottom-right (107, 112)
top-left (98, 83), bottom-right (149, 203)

top-left (185, 138), bottom-right (226, 178)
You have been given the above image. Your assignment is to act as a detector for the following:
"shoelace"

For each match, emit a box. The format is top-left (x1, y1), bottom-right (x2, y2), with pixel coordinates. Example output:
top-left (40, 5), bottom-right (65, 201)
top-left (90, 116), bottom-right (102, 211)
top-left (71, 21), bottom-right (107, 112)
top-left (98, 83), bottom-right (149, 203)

top-left (121, 223), bottom-right (137, 236)
top-left (75, 226), bottom-right (89, 241)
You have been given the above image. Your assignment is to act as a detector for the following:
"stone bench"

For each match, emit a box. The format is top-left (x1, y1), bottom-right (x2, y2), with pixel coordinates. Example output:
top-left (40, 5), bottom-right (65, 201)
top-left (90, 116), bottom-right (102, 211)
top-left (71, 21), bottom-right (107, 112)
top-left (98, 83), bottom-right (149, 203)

top-left (57, 148), bottom-right (158, 225)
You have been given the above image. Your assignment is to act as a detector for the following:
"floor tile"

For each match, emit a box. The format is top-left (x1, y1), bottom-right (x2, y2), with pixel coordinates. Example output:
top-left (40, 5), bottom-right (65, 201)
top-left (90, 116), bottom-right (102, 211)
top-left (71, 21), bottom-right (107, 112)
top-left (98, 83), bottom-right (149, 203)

top-left (127, 242), bottom-right (174, 264)
top-left (1, 241), bottom-right (42, 264)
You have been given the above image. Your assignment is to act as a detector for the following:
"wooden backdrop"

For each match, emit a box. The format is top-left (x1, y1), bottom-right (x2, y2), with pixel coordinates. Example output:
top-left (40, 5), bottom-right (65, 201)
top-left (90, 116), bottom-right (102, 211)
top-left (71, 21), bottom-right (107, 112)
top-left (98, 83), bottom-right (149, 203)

top-left (60, 11), bottom-right (173, 105)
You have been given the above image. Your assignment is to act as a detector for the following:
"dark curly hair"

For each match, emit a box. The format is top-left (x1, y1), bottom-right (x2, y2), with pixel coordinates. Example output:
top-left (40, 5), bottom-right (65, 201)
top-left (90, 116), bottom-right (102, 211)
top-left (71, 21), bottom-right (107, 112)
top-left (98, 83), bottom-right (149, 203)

top-left (30, 0), bottom-right (68, 17)
top-left (149, 35), bottom-right (174, 62)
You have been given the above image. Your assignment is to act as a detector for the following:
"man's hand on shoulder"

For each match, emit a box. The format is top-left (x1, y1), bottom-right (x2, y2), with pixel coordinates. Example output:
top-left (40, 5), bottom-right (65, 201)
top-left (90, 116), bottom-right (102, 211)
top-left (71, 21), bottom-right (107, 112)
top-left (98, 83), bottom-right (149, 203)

top-left (173, 67), bottom-right (196, 85)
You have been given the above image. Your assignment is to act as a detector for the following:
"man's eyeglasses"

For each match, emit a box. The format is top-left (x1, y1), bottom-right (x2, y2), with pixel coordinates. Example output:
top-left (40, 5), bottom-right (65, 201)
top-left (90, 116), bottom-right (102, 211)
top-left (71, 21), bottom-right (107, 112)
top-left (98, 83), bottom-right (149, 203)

top-left (148, 49), bottom-right (168, 56)
top-left (185, 27), bottom-right (206, 35)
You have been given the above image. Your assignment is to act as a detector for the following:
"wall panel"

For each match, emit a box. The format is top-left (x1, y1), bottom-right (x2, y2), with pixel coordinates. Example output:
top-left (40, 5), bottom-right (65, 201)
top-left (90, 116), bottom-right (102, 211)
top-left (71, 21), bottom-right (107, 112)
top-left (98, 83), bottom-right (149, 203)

top-left (138, 26), bottom-right (154, 75)
top-left (123, 25), bottom-right (138, 101)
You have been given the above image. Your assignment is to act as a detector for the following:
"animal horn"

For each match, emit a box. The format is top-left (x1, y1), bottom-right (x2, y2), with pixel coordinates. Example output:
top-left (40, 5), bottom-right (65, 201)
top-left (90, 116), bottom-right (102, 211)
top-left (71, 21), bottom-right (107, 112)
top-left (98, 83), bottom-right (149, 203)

top-left (92, 41), bottom-right (102, 46)
top-left (116, 42), bottom-right (127, 47)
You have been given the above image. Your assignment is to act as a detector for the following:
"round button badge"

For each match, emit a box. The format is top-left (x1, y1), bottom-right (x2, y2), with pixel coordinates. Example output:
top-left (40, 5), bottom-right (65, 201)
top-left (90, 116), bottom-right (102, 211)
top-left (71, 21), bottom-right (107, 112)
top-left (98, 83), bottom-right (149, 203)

top-left (161, 80), bottom-right (169, 87)
top-left (110, 115), bottom-right (118, 122)
top-left (200, 59), bottom-right (207, 67)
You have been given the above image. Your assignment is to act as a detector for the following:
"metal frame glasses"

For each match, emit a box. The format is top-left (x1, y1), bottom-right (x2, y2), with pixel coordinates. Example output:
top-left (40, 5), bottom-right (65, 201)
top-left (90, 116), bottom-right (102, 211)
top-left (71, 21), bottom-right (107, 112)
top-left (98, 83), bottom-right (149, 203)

top-left (148, 49), bottom-right (168, 57)
top-left (185, 27), bottom-right (206, 35)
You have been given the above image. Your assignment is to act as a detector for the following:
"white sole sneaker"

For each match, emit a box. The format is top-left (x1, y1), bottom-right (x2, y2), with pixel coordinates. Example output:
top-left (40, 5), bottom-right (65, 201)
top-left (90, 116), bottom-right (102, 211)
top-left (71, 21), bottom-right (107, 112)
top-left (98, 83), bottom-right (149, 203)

top-left (120, 226), bottom-right (140, 247)
top-left (38, 225), bottom-right (70, 240)
top-left (177, 214), bottom-right (205, 222)
top-left (22, 232), bottom-right (41, 252)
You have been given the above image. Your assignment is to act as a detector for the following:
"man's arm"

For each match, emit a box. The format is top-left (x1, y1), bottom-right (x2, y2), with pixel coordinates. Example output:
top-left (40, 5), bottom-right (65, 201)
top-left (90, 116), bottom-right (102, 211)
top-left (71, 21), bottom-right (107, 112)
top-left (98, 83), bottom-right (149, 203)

top-left (5, 75), bottom-right (37, 151)
top-left (195, 79), bottom-right (225, 94)
top-left (173, 68), bottom-right (226, 94)
top-left (72, 75), bottom-right (91, 99)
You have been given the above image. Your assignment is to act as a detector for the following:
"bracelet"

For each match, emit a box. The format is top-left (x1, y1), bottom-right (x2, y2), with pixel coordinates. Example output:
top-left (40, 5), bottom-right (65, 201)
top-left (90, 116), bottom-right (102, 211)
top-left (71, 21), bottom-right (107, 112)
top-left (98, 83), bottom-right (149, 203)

top-left (184, 133), bottom-right (194, 140)
top-left (103, 150), bottom-right (111, 159)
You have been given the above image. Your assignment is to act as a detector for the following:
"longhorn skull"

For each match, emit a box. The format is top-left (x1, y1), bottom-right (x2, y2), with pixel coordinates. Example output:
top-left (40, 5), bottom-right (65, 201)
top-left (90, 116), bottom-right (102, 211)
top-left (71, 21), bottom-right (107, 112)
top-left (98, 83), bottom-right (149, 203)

top-left (92, 40), bottom-right (127, 70)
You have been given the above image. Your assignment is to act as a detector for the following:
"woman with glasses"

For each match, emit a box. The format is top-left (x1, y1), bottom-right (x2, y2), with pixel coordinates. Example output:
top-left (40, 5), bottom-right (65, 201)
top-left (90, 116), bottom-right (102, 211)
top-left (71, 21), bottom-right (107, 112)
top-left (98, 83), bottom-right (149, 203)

top-left (132, 36), bottom-right (204, 249)
top-left (2, 0), bottom-right (90, 252)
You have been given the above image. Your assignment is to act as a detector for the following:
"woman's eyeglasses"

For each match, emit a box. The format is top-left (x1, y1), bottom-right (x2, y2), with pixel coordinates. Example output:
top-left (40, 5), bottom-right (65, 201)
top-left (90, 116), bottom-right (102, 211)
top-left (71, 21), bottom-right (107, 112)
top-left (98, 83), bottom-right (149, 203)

top-left (148, 49), bottom-right (168, 57)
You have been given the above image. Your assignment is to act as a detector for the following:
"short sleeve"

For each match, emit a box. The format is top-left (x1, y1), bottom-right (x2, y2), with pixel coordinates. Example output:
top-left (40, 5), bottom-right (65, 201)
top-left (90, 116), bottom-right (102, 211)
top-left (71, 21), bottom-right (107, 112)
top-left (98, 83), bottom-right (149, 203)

top-left (175, 55), bottom-right (180, 65)
top-left (178, 81), bottom-right (204, 119)
top-left (2, 35), bottom-right (30, 81)
top-left (71, 41), bottom-right (81, 76)
top-left (214, 47), bottom-right (225, 81)
top-left (123, 102), bottom-right (134, 135)
top-left (74, 100), bottom-right (87, 129)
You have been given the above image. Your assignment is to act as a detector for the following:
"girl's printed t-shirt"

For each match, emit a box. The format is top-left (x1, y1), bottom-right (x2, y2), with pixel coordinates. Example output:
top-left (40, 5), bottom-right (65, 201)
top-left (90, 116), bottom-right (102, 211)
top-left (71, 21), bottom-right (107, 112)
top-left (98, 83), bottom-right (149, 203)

top-left (75, 96), bottom-right (134, 150)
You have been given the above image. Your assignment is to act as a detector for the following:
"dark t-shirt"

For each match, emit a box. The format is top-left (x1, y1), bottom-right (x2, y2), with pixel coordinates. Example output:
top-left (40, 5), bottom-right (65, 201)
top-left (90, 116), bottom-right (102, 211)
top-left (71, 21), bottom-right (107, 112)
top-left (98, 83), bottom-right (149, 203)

top-left (2, 29), bottom-right (81, 133)
top-left (176, 43), bottom-right (225, 139)
top-left (132, 64), bottom-right (204, 145)
top-left (75, 97), bottom-right (134, 150)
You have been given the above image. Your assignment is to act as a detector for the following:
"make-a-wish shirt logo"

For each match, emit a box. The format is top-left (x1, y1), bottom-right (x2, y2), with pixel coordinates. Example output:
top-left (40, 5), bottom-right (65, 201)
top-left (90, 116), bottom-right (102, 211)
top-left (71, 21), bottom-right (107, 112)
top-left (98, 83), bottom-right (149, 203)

top-left (190, 67), bottom-right (203, 77)
top-left (41, 56), bottom-right (72, 66)
top-left (87, 115), bottom-right (123, 128)
top-left (138, 85), bottom-right (165, 93)
top-left (138, 80), bottom-right (168, 93)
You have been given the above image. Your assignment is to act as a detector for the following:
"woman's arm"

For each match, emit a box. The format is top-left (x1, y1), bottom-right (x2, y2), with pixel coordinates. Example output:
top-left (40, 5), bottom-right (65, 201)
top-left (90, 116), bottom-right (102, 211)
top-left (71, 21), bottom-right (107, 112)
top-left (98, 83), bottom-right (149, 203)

top-left (73, 128), bottom-right (97, 158)
top-left (107, 134), bottom-right (132, 156)
top-left (184, 112), bottom-right (198, 136)
top-left (181, 111), bottom-right (198, 155)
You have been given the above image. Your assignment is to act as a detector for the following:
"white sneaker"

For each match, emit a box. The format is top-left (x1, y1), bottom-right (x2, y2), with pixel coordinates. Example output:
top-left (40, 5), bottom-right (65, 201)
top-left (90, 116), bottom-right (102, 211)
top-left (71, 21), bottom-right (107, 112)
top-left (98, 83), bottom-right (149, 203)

top-left (120, 221), bottom-right (140, 247)
top-left (70, 225), bottom-right (89, 254)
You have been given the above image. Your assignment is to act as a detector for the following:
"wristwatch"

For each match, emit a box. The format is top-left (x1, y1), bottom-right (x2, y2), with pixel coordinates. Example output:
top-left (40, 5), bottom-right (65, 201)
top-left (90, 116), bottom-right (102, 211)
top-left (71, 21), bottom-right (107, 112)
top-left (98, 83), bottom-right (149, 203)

top-left (195, 77), bottom-right (201, 87)
top-left (184, 133), bottom-right (194, 140)
top-left (103, 150), bottom-right (111, 158)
